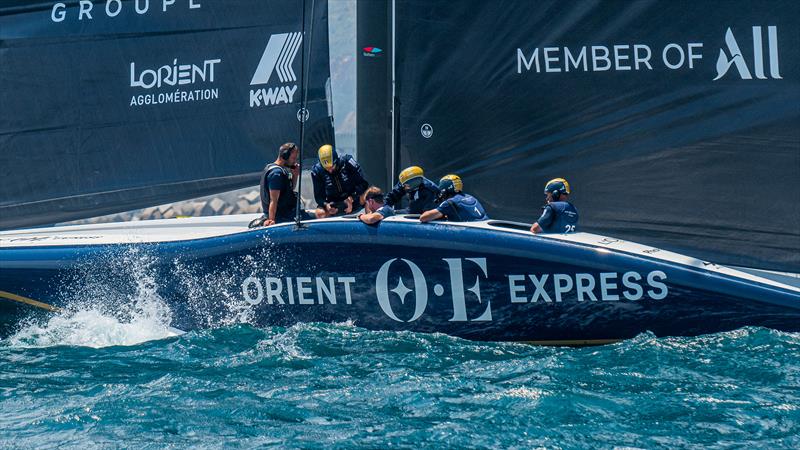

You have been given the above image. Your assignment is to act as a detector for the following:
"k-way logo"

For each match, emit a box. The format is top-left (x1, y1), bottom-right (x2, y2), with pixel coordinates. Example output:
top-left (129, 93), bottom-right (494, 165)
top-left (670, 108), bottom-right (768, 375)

top-left (249, 32), bottom-right (303, 108)
top-left (516, 25), bottom-right (783, 82)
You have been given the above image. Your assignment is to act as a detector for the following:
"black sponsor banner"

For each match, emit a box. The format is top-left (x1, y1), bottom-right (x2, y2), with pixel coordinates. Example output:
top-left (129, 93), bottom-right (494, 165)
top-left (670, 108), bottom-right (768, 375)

top-left (0, 0), bottom-right (333, 229)
top-left (395, 0), bottom-right (800, 272)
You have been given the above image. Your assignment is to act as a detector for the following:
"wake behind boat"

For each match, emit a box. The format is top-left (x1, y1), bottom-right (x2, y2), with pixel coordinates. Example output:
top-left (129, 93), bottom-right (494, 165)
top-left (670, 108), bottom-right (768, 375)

top-left (2, 215), bottom-right (798, 344)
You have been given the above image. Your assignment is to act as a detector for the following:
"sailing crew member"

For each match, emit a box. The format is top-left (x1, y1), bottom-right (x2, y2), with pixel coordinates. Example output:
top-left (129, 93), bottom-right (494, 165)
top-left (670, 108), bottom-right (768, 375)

top-left (420, 175), bottom-right (489, 222)
top-left (311, 144), bottom-right (370, 218)
top-left (384, 166), bottom-right (440, 214)
top-left (256, 142), bottom-right (313, 226)
top-left (530, 178), bottom-right (579, 234)
top-left (358, 187), bottom-right (395, 225)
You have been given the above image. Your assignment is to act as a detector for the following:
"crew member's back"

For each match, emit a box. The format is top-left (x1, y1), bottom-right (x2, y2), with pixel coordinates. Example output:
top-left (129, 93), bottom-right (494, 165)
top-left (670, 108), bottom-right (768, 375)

top-left (531, 177), bottom-right (579, 234)
top-left (420, 174), bottom-right (488, 223)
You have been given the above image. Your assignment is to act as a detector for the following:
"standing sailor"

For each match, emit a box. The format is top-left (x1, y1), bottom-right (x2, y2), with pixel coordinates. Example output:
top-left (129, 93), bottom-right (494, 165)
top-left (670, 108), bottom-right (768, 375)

top-left (311, 144), bottom-right (370, 218)
top-left (420, 175), bottom-right (488, 222)
top-left (530, 178), bottom-right (579, 234)
top-left (384, 166), bottom-right (440, 214)
top-left (255, 142), bottom-right (313, 226)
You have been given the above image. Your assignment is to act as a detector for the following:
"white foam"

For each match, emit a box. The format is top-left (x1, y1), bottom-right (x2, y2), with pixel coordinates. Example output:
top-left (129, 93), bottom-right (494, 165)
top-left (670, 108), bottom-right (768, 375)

top-left (6, 307), bottom-right (182, 349)
top-left (5, 248), bottom-right (184, 349)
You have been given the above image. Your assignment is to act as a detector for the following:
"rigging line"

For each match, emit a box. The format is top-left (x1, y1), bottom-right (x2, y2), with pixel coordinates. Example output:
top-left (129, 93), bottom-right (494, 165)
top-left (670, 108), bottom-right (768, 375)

top-left (294, 0), bottom-right (317, 229)
top-left (391, 0), bottom-right (397, 183)
top-left (0, 290), bottom-right (61, 313)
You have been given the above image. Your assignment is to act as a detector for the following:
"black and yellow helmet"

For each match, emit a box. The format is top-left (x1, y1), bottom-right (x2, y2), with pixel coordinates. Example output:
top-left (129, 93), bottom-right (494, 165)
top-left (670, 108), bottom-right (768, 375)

top-left (544, 178), bottom-right (571, 201)
top-left (438, 174), bottom-right (463, 195)
top-left (318, 144), bottom-right (338, 170)
top-left (399, 166), bottom-right (424, 189)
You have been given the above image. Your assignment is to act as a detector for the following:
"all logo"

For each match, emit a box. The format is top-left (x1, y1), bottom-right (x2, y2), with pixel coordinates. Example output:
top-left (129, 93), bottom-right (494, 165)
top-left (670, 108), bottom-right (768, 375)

top-left (714, 26), bottom-right (781, 80)
top-left (250, 32), bottom-right (303, 108)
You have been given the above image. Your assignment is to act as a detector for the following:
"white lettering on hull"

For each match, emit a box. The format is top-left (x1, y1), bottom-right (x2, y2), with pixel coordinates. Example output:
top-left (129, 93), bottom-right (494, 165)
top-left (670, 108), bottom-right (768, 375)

top-left (240, 276), bottom-right (355, 307)
top-left (239, 259), bottom-right (671, 323)
top-left (507, 271), bottom-right (668, 302)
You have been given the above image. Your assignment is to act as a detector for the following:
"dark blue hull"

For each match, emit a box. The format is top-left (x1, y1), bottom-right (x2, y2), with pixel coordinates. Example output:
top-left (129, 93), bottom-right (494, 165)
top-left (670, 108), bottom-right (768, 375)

top-left (2, 220), bottom-right (799, 343)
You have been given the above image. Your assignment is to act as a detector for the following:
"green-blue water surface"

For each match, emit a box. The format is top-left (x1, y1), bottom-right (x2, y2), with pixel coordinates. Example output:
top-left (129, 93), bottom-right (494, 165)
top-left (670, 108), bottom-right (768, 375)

top-left (1, 321), bottom-right (798, 449)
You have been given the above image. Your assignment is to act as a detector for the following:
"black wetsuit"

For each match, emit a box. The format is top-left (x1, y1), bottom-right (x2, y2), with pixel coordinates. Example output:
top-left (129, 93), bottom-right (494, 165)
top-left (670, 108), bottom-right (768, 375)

top-left (310, 155), bottom-right (369, 212)
top-left (260, 163), bottom-right (302, 223)
top-left (436, 193), bottom-right (488, 222)
top-left (385, 178), bottom-right (440, 214)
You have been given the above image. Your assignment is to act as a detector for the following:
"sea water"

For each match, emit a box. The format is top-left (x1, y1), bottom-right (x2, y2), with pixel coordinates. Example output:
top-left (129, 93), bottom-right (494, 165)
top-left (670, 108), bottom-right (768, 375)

top-left (1, 249), bottom-right (798, 448)
top-left (1, 310), bottom-right (798, 448)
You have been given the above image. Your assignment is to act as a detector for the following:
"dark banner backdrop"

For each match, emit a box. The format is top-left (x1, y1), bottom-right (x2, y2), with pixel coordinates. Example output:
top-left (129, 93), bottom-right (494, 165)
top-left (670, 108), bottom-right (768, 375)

top-left (0, 0), bottom-right (334, 230)
top-left (395, 0), bottom-right (799, 272)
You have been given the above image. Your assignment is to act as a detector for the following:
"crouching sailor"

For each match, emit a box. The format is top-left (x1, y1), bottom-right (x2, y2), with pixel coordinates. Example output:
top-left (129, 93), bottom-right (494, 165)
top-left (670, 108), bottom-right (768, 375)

top-left (358, 187), bottom-right (395, 225)
top-left (531, 178), bottom-right (579, 234)
top-left (252, 142), bottom-right (313, 227)
top-left (420, 175), bottom-right (488, 222)
top-left (312, 144), bottom-right (370, 218)
top-left (385, 166), bottom-right (440, 214)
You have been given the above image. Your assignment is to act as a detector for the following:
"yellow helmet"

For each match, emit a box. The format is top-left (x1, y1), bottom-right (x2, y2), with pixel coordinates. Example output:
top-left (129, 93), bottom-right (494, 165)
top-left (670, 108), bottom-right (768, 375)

top-left (398, 166), bottom-right (424, 189)
top-left (318, 144), bottom-right (338, 170)
top-left (544, 178), bottom-right (571, 200)
top-left (438, 174), bottom-right (463, 194)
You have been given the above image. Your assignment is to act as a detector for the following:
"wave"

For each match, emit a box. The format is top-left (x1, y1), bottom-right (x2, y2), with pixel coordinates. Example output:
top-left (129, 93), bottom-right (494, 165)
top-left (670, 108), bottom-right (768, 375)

top-left (4, 247), bottom-right (182, 348)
